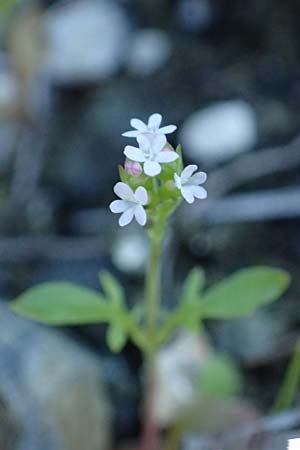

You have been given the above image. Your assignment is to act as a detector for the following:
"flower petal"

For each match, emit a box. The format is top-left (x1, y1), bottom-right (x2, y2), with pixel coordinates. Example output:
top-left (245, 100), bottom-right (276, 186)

top-left (158, 125), bottom-right (177, 134)
top-left (155, 150), bottom-right (179, 163)
top-left (135, 186), bottom-right (148, 205)
top-left (124, 146), bottom-right (146, 162)
top-left (144, 160), bottom-right (161, 177)
top-left (134, 205), bottom-right (147, 226)
top-left (114, 182), bottom-right (134, 201)
top-left (181, 186), bottom-right (195, 204)
top-left (137, 134), bottom-right (151, 151)
top-left (148, 113), bottom-right (162, 129)
top-left (191, 171), bottom-right (207, 185)
top-left (192, 185), bottom-right (207, 199)
top-left (122, 130), bottom-right (140, 138)
top-left (130, 118), bottom-right (147, 131)
top-left (181, 165), bottom-right (198, 181)
top-left (152, 134), bottom-right (167, 154)
top-left (174, 173), bottom-right (182, 189)
top-left (119, 208), bottom-right (135, 227)
top-left (109, 199), bottom-right (127, 213)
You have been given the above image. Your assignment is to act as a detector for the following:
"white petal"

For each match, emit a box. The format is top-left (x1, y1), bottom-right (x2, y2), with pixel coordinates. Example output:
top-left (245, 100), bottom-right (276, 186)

top-left (152, 134), bottom-right (167, 154)
top-left (191, 171), bottom-right (207, 185)
top-left (158, 125), bottom-right (177, 134)
top-left (130, 118), bottom-right (147, 131)
top-left (181, 186), bottom-right (195, 204)
top-left (181, 165), bottom-right (198, 180)
top-left (192, 185), bottom-right (207, 199)
top-left (144, 160), bottom-right (161, 177)
top-left (122, 130), bottom-right (140, 138)
top-left (135, 186), bottom-right (148, 205)
top-left (156, 150), bottom-right (179, 163)
top-left (119, 208), bottom-right (134, 227)
top-left (124, 146), bottom-right (146, 162)
top-left (114, 182), bottom-right (134, 201)
top-left (174, 173), bottom-right (182, 189)
top-left (134, 205), bottom-right (147, 226)
top-left (148, 113), bottom-right (162, 129)
top-left (109, 199), bottom-right (127, 213)
top-left (137, 134), bottom-right (151, 151)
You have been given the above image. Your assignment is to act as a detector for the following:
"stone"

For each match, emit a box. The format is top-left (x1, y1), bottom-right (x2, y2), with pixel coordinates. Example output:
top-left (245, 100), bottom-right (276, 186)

top-left (153, 331), bottom-right (211, 426)
top-left (126, 29), bottom-right (172, 77)
top-left (0, 301), bottom-right (111, 450)
top-left (176, 0), bottom-right (214, 33)
top-left (180, 100), bottom-right (257, 165)
top-left (44, 0), bottom-right (130, 84)
top-left (112, 229), bottom-right (149, 275)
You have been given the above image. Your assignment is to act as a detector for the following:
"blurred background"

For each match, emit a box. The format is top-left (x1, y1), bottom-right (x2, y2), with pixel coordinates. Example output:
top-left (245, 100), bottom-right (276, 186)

top-left (0, 0), bottom-right (300, 449)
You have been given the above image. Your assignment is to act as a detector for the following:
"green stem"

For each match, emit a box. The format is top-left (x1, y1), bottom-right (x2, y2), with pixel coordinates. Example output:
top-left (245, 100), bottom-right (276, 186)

top-left (140, 227), bottom-right (164, 450)
top-left (145, 233), bottom-right (162, 344)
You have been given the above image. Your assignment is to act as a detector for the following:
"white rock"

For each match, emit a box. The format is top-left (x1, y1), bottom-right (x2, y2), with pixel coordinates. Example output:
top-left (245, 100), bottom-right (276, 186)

top-left (289, 439), bottom-right (300, 450)
top-left (153, 331), bottom-right (211, 426)
top-left (126, 29), bottom-right (172, 77)
top-left (180, 100), bottom-right (257, 165)
top-left (112, 231), bottom-right (149, 275)
top-left (44, 0), bottom-right (130, 83)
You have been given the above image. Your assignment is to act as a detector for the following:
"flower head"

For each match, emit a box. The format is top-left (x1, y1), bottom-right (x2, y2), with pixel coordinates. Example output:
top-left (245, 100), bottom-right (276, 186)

top-left (122, 113), bottom-right (177, 139)
top-left (124, 134), bottom-right (178, 177)
top-left (174, 165), bottom-right (207, 204)
top-left (109, 182), bottom-right (148, 227)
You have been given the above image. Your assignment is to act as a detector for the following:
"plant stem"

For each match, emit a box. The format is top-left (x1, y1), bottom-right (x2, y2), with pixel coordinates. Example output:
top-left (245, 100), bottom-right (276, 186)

top-left (145, 234), bottom-right (161, 342)
top-left (141, 230), bottom-right (163, 450)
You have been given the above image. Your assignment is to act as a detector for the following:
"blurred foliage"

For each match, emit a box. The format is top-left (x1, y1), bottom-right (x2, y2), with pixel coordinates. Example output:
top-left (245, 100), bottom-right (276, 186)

top-left (272, 340), bottom-right (300, 412)
top-left (0, 0), bottom-right (20, 17)
top-left (199, 353), bottom-right (242, 400)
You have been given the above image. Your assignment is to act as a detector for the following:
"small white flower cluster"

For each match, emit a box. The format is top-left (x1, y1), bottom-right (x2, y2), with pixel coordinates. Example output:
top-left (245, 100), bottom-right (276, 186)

top-left (110, 113), bottom-right (207, 227)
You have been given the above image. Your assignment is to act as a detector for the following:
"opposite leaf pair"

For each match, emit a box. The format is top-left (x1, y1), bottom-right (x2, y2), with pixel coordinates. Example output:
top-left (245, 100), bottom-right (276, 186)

top-left (11, 266), bottom-right (290, 352)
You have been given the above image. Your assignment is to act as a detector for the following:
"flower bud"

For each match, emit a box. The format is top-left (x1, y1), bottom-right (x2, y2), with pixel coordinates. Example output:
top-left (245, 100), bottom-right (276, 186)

top-left (125, 160), bottom-right (143, 176)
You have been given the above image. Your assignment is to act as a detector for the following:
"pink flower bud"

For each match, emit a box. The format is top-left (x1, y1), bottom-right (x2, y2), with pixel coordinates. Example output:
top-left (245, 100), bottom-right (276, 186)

top-left (125, 160), bottom-right (143, 176)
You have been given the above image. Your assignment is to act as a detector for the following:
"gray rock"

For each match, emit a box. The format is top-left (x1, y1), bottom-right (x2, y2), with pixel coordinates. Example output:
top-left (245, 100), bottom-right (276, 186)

top-left (176, 0), bottom-right (214, 33)
top-left (44, 0), bottom-right (130, 84)
top-left (180, 100), bottom-right (257, 165)
top-left (126, 29), bottom-right (172, 77)
top-left (0, 301), bottom-right (111, 450)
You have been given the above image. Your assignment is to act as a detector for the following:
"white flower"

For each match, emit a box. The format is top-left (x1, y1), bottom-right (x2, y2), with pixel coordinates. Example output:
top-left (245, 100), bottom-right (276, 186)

top-left (288, 439), bottom-right (300, 450)
top-left (109, 182), bottom-right (148, 227)
top-left (122, 113), bottom-right (177, 139)
top-left (174, 164), bottom-right (207, 204)
top-left (124, 134), bottom-right (179, 177)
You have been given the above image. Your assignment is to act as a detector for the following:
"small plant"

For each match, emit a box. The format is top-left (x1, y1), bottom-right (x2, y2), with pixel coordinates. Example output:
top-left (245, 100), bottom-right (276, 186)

top-left (11, 113), bottom-right (290, 450)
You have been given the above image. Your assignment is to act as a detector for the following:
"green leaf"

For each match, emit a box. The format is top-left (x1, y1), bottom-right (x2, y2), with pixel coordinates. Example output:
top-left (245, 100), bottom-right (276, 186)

top-left (0, 0), bottom-right (20, 16)
top-left (176, 268), bottom-right (205, 332)
top-left (199, 353), bottom-right (242, 399)
top-left (181, 268), bottom-right (205, 305)
top-left (199, 267), bottom-right (290, 319)
top-left (106, 323), bottom-right (127, 352)
top-left (11, 282), bottom-right (111, 325)
top-left (272, 340), bottom-right (300, 412)
top-left (99, 271), bottom-right (124, 308)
